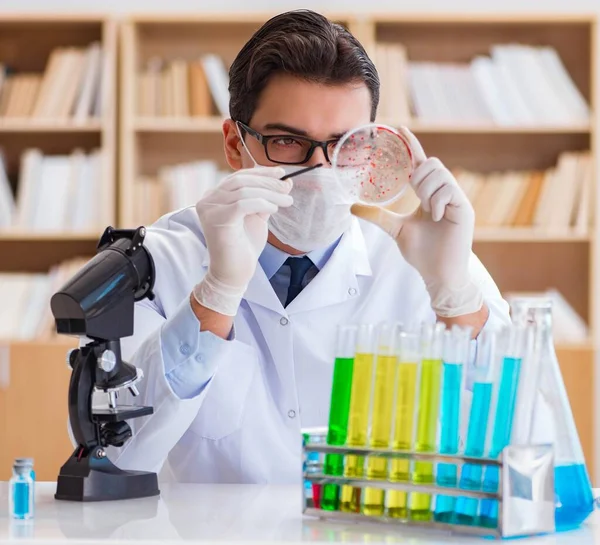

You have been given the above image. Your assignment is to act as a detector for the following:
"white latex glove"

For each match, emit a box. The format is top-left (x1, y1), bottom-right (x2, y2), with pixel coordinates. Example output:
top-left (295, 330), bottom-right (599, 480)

top-left (351, 128), bottom-right (483, 318)
top-left (193, 166), bottom-right (292, 316)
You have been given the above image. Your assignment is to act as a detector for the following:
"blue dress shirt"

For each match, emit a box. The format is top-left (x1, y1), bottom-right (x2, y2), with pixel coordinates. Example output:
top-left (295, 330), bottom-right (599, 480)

top-left (258, 239), bottom-right (341, 306)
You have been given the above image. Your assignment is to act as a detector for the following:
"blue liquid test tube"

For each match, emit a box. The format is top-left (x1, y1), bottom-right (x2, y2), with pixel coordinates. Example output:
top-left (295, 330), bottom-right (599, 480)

top-left (434, 326), bottom-right (472, 523)
top-left (479, 325), bottom-right (531, 528)
top-left (453, 331), bottom-right (498, 526)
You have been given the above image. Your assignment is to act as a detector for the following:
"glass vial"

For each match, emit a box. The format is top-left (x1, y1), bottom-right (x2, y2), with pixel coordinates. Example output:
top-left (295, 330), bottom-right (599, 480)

top-left (9, 459), bottom-right (35, 520)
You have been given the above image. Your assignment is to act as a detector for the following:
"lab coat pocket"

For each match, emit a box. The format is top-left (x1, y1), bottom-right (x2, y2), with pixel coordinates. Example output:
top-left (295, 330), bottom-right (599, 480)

top-left (191, 340), bottom-right (257, 441)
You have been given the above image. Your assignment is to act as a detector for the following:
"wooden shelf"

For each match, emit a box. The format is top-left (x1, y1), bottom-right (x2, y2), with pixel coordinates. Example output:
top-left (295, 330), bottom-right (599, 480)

top-left (133, 116), bottom-right (592, 135)
top-left (0, 13), bottom-right (110, 23)
top-left (0, 337), bottom-right (76, 347)
top-left (128, 12), bottom-right (353, 24)
top-left (556, 339), bottom-right (595, 351)
top-left (0, 16), bottom-right (116, 272)
top-left (474, 228), bottom-right (592, 242)
top-left (134, 116), bottom-right (224, 133)
top-left (407, 123), bottom-right (593, 134)
top-left (368, 13), bottom-right (597, 24)
top-left (0, 119), bottom-right (103, 133)
top-left (0, 231), bottom-right (101, 242)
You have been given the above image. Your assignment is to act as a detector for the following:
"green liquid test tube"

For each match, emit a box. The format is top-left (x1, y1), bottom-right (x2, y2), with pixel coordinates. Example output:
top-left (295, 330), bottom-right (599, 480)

top-left (387, 329), bottom-right (420, 520)
top-left (340, 324), bottom-right (375, 513)
top-left (363, 323), bottom-right (400, 516)
top-left (321, 324), bottom-right (358, 511)
top-left (409, 323), bottom-right (445, 521)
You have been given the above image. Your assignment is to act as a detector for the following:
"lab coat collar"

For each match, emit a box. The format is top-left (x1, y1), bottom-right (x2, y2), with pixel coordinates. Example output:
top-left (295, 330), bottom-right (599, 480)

top-left (244, 217), bottom-right (372, 315)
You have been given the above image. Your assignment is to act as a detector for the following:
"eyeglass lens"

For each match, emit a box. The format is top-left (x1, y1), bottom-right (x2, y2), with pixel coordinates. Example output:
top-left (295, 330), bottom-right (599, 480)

top-left (266, 136), bottom-right (337, 164)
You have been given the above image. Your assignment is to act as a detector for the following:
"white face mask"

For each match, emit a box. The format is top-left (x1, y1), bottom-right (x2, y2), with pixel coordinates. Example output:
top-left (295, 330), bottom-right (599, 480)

top-left (269, 166), bottom-right (353, 252)
top-left (237, 124), bottom-right (354, 252)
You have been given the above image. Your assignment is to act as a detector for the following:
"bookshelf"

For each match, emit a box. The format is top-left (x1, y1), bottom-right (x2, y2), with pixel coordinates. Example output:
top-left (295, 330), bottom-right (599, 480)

top-left (0, 14), bottom-right (117, 272)
top-left (355, 15), bottom-right (597, 339)
top-left (0, 15), bottom-right (116, 479)
top-left (119, 13), bottom-right (598, 479)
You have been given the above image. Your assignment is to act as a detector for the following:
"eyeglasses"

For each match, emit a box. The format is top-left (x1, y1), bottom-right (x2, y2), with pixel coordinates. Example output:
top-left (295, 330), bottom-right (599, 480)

top-left (236, 121), bottom-right (339, 165)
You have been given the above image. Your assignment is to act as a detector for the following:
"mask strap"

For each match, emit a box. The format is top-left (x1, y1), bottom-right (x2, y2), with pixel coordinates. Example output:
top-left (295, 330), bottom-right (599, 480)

top-left (236, 121), bottom-right (258, 167)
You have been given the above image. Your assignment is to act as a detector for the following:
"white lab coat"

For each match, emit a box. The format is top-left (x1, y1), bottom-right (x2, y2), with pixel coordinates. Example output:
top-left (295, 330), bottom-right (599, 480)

top-left (107, 206), bottom-right (511, 484)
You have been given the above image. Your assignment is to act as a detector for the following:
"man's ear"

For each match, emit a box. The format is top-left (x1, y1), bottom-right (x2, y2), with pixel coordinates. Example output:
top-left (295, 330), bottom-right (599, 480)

top-left (223, 119), bottom-right (244, 170)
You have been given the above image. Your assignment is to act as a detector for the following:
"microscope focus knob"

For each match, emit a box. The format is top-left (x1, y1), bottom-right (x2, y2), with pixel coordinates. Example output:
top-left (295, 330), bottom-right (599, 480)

top-left (66, 348), bottom-right (79, 370)
top-left (98, 350), bottom-right (117, 373)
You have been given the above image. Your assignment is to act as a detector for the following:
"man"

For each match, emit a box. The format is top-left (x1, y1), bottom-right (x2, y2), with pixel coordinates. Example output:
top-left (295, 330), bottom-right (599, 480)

top-left (110, 10), bottom-right (510, 483)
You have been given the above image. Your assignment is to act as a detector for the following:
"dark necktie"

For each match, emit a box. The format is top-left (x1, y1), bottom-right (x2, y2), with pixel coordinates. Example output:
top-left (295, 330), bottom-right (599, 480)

top-left (284, 256), bottom-right (314, 307)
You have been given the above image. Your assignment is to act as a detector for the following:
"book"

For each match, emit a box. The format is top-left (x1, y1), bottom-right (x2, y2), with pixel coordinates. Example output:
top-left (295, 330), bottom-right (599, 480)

top-left (7, 149), bottom-right (106, 233)
top-left (399, 43), bottom-right (591, 126)
top-left (4, 43), bottom-right (104, 121)
top-left (134, 159), bottom-right (229, 225)
top-left (453, 150), bottom-right (593, 234)
top-left (0, 257), bottom-right (90, 340)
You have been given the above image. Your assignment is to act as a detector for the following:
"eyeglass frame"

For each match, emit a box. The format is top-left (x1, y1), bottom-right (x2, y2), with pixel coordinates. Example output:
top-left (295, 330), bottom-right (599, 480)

top-left (235, 120), bottom-right (340, 165)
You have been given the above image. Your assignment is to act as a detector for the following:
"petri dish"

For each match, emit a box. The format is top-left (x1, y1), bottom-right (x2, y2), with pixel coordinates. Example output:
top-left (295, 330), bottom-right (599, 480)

top-left (331, 123), bottom-right (414, 206)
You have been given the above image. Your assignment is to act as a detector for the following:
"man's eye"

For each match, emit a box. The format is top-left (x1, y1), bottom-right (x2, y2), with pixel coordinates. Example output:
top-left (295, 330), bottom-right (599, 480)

top-left (272, 137), bottom-right (301, 147)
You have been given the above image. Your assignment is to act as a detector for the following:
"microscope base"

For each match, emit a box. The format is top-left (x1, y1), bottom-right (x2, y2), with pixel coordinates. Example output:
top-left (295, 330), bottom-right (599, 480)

top-left (55, 451), bottom-right (160, 502)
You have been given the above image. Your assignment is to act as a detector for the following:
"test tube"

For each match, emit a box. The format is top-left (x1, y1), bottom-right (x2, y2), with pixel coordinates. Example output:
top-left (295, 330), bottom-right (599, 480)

top-left (387, 327), bottom-right (421, 519)
top-left (340, 324), bottom-right (375, 513)
top-left (510, 323), bottom-right (541, 446)
top-left (409, 322), bottom-right (445, 521)
top-left (362, 322), bottom-right (400, 516)
top-left (433, 326), bottom-right (472, 522)
top-left (321, 324), bottom-right (357, 511)
top-left (453, 330), bottom-right (498, 525)
top-left (479, 324), bottom-right (532, 527)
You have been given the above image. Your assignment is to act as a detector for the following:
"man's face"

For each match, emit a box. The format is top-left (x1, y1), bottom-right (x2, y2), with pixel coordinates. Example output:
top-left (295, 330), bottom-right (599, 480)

top-left (224, 73), bottom-right (373, 170)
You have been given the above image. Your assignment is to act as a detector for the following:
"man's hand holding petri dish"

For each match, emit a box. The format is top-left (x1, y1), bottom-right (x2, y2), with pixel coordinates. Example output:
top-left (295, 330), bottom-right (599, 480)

top-left (338, 124), bottom-right (483, 319)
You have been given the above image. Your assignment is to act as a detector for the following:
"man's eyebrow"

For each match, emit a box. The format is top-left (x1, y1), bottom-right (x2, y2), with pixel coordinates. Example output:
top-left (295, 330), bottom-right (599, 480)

top-left (263, 123), bottom-right (346, 140)
top-left (263, 123), bottom-right (308, 136)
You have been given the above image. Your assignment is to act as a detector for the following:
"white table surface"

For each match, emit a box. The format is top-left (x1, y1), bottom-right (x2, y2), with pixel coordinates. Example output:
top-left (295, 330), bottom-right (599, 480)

top-left (0, 482), bottom-right (597, 544)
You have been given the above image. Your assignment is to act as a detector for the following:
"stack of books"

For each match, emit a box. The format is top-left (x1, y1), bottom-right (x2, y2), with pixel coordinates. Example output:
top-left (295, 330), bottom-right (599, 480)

top-left (0, 42), bottom-right (104, 122)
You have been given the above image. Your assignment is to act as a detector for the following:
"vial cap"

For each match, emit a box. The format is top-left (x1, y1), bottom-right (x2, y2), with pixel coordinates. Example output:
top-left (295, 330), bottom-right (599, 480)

top-left (13, 458), bottom-right (34, 473)
top-left (13, 464), bottom-right (31, 476)
top-left (14, 458), bottom-right (34, 466)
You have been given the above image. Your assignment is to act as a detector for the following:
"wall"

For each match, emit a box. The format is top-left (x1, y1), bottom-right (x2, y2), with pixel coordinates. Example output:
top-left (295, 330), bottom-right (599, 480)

top-left (0, 0), bottom-right (598, 13)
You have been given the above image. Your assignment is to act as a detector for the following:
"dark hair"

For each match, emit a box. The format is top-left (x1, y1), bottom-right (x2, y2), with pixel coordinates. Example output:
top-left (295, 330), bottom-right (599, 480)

top-left (229, 10), bottom-right (379, 124)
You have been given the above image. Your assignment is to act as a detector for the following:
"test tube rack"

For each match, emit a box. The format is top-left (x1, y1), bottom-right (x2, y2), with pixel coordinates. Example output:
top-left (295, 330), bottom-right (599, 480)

top-left (303, 440), bottom-right (556, 539)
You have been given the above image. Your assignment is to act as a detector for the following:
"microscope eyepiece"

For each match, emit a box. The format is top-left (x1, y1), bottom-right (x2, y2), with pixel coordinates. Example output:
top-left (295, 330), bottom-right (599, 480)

top-left (50, 226), bottom-right (155, 340)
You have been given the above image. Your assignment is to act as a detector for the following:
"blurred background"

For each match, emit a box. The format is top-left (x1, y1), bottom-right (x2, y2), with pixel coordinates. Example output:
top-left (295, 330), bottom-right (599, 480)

top-left (0, 0), bottom-right (598, 486)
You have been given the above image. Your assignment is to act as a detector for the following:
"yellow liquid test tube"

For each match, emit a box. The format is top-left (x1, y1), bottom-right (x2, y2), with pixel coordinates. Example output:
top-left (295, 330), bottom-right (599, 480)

top-left (387, 329), bottom-right (420, 519)
top-left (363, 323), bottom-right (400, 517)
top-left (409, 323), bottom-right (445, 521)
top-left (340, 324), bottom-right (375, 513)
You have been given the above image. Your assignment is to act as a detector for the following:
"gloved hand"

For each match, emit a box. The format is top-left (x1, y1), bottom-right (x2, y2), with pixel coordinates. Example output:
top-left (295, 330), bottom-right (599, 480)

top-left (351, 128), bottom-right (483, 318)
top-left (193, 166), bottom-right (292, 316)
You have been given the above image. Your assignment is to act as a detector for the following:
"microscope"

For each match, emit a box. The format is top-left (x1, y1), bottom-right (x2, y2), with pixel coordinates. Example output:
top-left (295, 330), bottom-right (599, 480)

top-left (50, 226), bottom-right (160, 502)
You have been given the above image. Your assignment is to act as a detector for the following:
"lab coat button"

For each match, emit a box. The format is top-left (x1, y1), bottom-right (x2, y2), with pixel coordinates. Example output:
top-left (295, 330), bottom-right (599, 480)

top-left (180, 343), bottom-right (192, 355)
top-left (195, 354), bottom-right (203, 363)
top-left (288, 409), bottom-right (296, 419)
top-left (280, 317), bottom-right (289, 326)
top-left (348, 287), bottom-right (357, 296)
